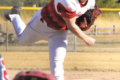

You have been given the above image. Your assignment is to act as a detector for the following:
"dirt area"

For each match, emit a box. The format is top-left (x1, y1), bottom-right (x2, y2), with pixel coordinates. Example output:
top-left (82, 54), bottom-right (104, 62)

top-left (7, 70), bottom-right (120, 80)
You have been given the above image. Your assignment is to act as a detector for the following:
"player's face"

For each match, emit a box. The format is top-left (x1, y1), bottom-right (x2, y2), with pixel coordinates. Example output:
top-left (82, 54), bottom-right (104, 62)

top-left (79, 0), bottom-right (87, 4)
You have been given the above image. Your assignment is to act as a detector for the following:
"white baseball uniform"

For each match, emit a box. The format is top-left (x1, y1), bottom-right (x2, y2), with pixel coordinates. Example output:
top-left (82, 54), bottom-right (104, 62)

top-left (9, 0), bottom-right (95, 80)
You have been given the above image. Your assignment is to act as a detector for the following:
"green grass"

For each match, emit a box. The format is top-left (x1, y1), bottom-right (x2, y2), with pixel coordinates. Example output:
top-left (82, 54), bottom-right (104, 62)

top-left (1, 52), bottom-right (120, 72)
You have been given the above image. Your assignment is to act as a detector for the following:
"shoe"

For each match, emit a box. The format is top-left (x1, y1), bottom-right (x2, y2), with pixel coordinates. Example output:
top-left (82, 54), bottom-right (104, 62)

top-left (4, 6), bottom-right (21, 21)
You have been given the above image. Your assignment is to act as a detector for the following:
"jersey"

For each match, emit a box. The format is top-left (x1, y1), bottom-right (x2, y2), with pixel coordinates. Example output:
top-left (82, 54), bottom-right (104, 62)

top-left (41, 0), bottom-right (95, 30)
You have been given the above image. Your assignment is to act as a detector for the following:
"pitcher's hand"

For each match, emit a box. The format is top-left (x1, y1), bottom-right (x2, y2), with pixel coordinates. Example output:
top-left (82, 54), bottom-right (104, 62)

top-left (84, 36), bottom-right (95, 46)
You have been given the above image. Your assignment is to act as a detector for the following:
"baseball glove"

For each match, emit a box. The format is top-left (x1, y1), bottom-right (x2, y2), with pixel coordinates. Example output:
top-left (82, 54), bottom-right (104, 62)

top-left (76, 4), bottom-right (103, 31)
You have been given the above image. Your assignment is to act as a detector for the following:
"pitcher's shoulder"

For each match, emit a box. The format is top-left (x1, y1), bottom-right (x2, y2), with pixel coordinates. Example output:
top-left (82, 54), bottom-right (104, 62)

top-left (54, 0), bottom-right (77, 10)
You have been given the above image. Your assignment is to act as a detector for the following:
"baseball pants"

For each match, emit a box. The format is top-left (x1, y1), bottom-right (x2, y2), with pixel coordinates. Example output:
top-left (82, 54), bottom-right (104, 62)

top-left (9, 9), bottom-right (68, 80)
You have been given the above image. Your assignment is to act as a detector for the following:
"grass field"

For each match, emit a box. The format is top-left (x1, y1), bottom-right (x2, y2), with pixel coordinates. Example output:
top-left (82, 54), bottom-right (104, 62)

top-left (1, 52), bottom-right (120, 72)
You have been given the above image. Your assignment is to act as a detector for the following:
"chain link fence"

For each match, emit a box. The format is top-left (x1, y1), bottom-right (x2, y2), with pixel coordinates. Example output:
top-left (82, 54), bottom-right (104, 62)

top-left (1, 22), bottom-right (120, 52)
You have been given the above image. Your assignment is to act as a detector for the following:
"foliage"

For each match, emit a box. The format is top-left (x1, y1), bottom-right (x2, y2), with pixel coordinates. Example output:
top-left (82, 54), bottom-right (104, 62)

top-left (96, 0), bottom-right (120, 8)
top-left (0, 0), bottom-right (120, 8)
top-left (0, 0), bottom-right (50, 7)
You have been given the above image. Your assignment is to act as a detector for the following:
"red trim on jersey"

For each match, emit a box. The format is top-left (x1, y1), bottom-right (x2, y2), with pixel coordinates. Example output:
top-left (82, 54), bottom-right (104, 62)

top-left (79, 0), bottom-right (88, 8)
top-left (3, 70), bottom-right (9, 80)
top-left (79, 1), bottom-right (83, 8)
top-left (57, 3), bottom-right (76, 18)
top-left (1, 59), bottom-right (5, 66)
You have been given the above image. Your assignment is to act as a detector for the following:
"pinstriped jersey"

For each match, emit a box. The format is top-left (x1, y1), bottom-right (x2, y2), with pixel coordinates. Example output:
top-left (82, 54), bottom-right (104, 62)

top-left (41, 0), bottom-right (95, 30)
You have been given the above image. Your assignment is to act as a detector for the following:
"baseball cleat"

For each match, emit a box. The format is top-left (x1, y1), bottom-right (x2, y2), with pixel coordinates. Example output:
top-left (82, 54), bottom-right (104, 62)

top-left (4, 6), bottom-right (21, 21)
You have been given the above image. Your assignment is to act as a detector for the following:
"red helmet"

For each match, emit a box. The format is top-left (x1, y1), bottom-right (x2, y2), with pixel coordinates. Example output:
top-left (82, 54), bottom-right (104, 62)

top-left (13, 70), bottom-right (55, 80)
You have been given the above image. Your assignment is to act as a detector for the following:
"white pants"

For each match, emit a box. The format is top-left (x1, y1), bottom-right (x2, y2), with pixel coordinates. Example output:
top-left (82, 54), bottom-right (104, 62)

top-left (9, 9), bottom-right (68, 80)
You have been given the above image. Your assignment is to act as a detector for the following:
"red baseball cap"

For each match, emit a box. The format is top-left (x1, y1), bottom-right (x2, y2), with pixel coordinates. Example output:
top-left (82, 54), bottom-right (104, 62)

top-left (13, 70), bottom-right (55, 80)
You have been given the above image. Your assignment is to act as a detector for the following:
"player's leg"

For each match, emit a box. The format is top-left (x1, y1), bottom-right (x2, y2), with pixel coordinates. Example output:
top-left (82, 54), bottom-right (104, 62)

top-left (4, 6), bottom-right (23, 37)
top-left (8, 8), bottom-right (44, 45)
top-left (48, 30), bottom-right (68, 80)
top-left (17, 8), bottom-right (59, 45)
top-left (4, 6), bottom-right (51, 45)
top-left (9, 14), bottom-right (26, 38)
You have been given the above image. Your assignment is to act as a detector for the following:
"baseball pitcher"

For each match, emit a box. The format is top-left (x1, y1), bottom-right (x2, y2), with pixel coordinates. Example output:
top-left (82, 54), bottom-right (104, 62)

top-left (3, 0), bottom-right (102, 80)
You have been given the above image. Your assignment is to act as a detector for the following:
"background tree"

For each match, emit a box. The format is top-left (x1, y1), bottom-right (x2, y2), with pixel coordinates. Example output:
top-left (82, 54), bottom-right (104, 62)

top-left (96, 0), bottom-right (119, 8)
top-left (0, 0), bottom-right (119, 8)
